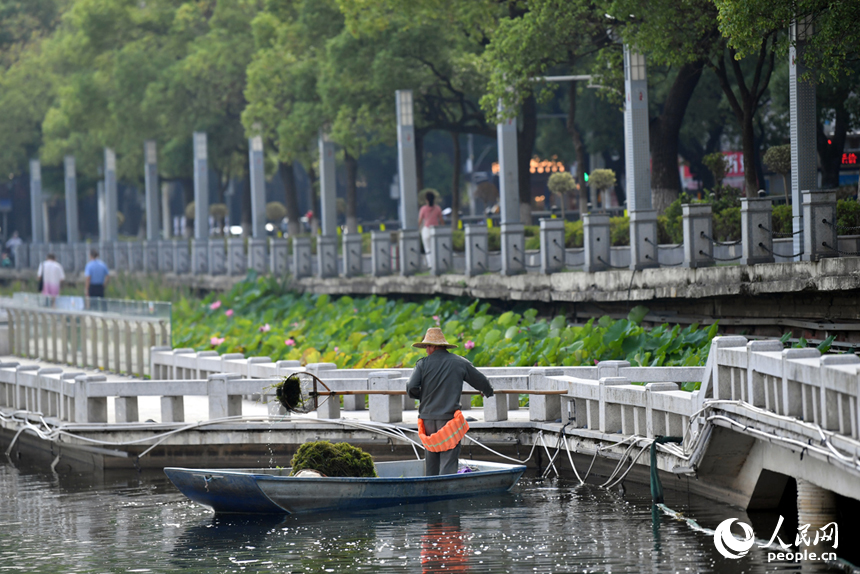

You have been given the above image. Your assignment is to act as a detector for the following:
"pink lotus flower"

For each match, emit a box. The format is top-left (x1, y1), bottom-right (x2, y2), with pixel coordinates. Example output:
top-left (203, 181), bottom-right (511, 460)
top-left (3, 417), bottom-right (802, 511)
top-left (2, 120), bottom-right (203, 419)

top-left (432, 315), bottom-right (440, 323)
top-left (353, 308), bottom-right (358, 313)
top-left (334, 346), bottom-right (339, 353)
top-left (209, 300), bottom-right (222, 310)
top-left (210, 336), bottom-right (225, 346)
top-left (225, 309), bottom-right (233, 317)
top-left (285, 338), bottom-right (295, 346)
top-left (464, 340), bottom-right (475, 350)
top-left (259, 323), bottom-right (271, 332)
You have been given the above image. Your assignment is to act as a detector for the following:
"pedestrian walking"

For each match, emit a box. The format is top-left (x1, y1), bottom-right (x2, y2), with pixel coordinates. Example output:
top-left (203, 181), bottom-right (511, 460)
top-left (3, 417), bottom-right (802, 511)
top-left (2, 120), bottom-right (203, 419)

top-left (84, 249), bottom-right (109, 298)
top-left (418, 191), bottom-right (443, 267)
top-left (37, 253), bottom-right (65, 297)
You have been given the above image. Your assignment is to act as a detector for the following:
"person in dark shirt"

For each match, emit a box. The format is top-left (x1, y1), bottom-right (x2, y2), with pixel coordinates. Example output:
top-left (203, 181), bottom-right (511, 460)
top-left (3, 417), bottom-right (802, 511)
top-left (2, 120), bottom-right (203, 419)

top-left (406, 328), bottom-right (494, 476)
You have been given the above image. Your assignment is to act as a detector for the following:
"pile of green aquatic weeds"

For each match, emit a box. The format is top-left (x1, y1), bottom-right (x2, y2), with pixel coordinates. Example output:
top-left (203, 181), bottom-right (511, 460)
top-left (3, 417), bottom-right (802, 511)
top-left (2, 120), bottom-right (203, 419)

top-left (290, 441), bottom-right (377, 478)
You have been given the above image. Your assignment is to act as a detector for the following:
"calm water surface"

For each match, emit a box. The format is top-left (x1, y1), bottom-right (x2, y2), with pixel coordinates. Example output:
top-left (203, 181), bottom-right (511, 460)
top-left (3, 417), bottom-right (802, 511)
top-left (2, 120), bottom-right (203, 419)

top-left (0, 459), bottom-right (845, 573)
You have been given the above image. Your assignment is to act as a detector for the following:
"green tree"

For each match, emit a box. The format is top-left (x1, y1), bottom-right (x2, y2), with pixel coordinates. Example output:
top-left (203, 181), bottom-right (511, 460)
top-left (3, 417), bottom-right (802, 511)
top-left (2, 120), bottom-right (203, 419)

top-left (714, 0), bottom-right (860, 82)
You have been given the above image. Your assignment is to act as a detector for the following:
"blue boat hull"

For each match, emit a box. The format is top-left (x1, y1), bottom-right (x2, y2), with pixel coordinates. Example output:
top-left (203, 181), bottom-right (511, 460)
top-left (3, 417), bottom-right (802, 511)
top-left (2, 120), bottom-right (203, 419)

top-left (165, 459), bottom-right (526, 515)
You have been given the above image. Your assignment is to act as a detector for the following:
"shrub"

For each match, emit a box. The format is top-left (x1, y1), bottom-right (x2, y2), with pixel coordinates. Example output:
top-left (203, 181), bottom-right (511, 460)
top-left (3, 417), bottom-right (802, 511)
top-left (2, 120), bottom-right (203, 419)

top-left (837, 199), bottom-right (860, 233)
top-left (713, 207), bottom-right (741, 242)
top-left (610, 216), bottom-right (629, 246)
top-left (772, 204), bottom-right (792, 235)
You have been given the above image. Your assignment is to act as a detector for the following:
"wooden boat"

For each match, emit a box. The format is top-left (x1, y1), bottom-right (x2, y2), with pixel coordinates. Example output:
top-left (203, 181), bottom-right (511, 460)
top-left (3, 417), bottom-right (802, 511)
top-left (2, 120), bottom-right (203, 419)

top-left (164, 459), bottom-right (526, 514)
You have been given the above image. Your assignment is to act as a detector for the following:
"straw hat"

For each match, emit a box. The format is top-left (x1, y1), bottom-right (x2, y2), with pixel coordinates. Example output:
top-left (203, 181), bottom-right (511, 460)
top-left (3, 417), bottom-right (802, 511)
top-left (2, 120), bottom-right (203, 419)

top-left (412, 327), bottom-right (457, 349)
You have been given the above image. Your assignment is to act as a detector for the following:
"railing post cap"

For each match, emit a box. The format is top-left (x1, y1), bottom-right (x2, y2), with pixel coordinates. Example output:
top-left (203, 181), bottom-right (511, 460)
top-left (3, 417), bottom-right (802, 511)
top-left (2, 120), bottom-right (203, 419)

top-left (61, 372), bottom-right (85, 380)
top-left (645, 382), bottom-right (680, 392)
top-left (0, 361), bottom-right (20, 368)
top-left (369, 370), bottom-right (398, 379)
top-left (820, 354), bottom-right (860, 366)
top-left (710, 335), bottom-right (748, 348)
top-left (747, 340), bottom-right (784, 352)
top-left (781, 348), bottom-right (821, 359)
top-left (248, 356), bottom-right (273, 364)
top-left (37, 367), bottom-right (63, 375)
top-left (599, 376), bottom-right (630, 386)
top-left (16, 365), bottom-right (40, 371)
top-left (529, 368), bottom-right (564, 376)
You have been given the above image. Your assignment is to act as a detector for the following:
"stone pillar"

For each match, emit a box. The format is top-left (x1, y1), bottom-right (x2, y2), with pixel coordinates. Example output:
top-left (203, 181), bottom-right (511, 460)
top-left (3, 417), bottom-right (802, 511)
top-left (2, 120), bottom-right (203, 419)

top-left (270, 238), bottom-right (288, 276)
top-left (97, 180), bottom-right (105, 241)
top-left (227, 237), bottom-right (246, 275)
top-left (158, 240), bottom-right (174, 273)
top-left (64, 156), bottom-right (79, 243)
top-left (343, 232), bottom-right (363, 277)
top-left (208, 238), bottom-right (226, 275)
top-left (292, 236), bottom-right (312, 278)
top-left (741, 197), bottom-right (774, 265)
top-left (539, 218), bottom-right (565, 274)
top-left (316, 235), bottom-right (338, 279)
top-left (370, 230), bottom-right (391, 277)
top-left (128, 241), bottom-right (143, 271)
top-left (13, 244), bottom-right (28, 269)
top-left (317, 133), bottom-right (338, 278)
top-left (104, 148), bottom-right (118, 241)
top-left (682, 203), bottom-right (713, 268)
top-left (173, 239), bottom-right (190, 274)
top-left (465, 223), bottom-right (488, 277)
top-left (623, 47), bottom-right (658, 270)
top-left (248, 134), bottom-right (268, 273)
top-left (396, 90), bottom-right (420, 275)
top-left (796, 479), bottom-right (838, 548)
top-left (790, 19), bottom-right (816, 260)
top-left (802, 189), bottom-right (838, 261)
top-left (500, 223), bottom-right (525, 276)
top-left (629, 210), bottom-right (658, 269)
top-left (30, 160), bottom-right (44, 244)
top-left (583, 213), bottom-right (611, 272)
top-left (99, 241), bottom-right (114, 269)
top-left (143, 240), bottom-right (159, 272)
top-left (429, 226), bottom-right (453, 275)
top-left (144, 141), bottom-right (160, 241)
top-left (74, 243), bottom-right (87, 273)
top-left (192, 132), bottom-right (209, 274)
top-left (113, 241), bottom-right (128, 271)
top-left (248, 237), bottom-right (267, 274)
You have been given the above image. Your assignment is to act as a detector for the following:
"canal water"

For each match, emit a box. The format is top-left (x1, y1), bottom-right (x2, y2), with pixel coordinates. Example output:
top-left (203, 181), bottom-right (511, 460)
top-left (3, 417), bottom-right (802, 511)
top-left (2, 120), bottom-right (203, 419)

top-left (0, 459), bottom-right (846, 573)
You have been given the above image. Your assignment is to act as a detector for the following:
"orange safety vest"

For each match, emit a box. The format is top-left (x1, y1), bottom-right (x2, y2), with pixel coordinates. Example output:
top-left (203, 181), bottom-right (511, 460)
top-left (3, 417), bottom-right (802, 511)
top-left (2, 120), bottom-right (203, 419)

top-left (417, 410), bottom-right (469, 452)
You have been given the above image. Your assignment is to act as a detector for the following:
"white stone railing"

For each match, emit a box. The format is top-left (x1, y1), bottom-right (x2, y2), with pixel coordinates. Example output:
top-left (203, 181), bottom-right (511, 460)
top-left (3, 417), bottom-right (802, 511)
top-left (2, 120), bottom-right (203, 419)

top-left (1, 298), bottom-right (170, 377)
top-left (699, 336), bottom-right (860, 440)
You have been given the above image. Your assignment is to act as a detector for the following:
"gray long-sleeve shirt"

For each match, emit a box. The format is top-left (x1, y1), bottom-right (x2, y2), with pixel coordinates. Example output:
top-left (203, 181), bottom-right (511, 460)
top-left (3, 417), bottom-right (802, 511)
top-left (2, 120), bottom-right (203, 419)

top-left (406, 349), bottom-right (494, 420)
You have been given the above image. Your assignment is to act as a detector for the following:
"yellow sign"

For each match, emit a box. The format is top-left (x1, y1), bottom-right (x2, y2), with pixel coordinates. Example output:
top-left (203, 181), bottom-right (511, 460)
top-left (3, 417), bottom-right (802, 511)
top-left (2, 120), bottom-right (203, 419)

top-left (357, 225), bottom-right (363, 234)
top-left (458, 219), bottom-right (463, 230)
top-left (486, 218), bottom-right (492, 228)
top-left (380, 223), bottom-right (386, 231)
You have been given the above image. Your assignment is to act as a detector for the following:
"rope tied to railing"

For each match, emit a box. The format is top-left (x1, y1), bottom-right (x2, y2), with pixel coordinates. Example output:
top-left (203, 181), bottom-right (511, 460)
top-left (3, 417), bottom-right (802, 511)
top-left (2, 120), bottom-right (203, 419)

top-left (699, 231), bottom-right (742, 247)
top-left (822, 218), bottom-right (860, 233)
top-left (757, 223), bottom-right (802, 237)
top-left (644, 254), bottom-right (684, 267)
top-left (822, 242), bottom-right (860, 256)
top-left (698, 250), bottom-right (742, 262)
top-left (596, 256), bottom-right (631, 270)
top-left (757, 242), bottom-right (804, 258)
top-left (644, 237), bottom-right (683, 250)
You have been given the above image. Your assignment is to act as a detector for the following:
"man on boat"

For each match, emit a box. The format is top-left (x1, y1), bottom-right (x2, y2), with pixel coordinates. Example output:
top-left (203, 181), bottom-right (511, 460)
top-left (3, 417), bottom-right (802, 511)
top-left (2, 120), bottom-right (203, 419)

top-left (407, 328), bottom-right (494, 476)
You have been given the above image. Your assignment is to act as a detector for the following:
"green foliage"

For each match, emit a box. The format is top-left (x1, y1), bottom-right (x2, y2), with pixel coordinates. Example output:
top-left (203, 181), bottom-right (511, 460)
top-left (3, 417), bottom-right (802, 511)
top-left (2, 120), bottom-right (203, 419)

top-left (588, 169), bottom-right (616, 193)
top-left (610, 216), bottom-right (630, 246)
top-left (763, 145), bottom-right (791, 174)
top-left (290, 441), bottom-right (377, 477)
top-left (713, 207), bottom-right (741, 242)
top-left (772, 204), bottom-right (792, 235)
top-left (171, 276), bottom-right (719, 379)
top-left (837, 199), bottom-right (860, 233)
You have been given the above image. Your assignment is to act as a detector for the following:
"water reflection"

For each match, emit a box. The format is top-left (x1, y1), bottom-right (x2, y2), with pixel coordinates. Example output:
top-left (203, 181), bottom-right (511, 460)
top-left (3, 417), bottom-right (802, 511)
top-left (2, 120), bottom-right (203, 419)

top-left (0, 459), bottom-right (846, 573)
top-left (421, 512), bottom-right (469, 573)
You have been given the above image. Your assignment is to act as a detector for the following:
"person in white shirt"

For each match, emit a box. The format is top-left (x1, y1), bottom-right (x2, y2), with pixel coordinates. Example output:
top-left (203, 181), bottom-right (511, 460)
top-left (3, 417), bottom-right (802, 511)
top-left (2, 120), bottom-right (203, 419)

top-left (37, 253), bottom-right (65, 297)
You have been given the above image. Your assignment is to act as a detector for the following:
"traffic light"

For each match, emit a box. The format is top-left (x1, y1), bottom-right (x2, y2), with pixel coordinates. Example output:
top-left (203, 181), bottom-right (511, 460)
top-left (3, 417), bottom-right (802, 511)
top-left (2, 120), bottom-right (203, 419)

top-left (584, 172), bottom-right (589, 182)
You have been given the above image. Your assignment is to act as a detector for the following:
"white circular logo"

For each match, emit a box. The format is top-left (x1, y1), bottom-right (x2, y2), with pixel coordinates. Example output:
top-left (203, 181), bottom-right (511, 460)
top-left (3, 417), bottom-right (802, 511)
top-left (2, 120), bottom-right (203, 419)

top-left (714, 518), bottom-right (755, 559)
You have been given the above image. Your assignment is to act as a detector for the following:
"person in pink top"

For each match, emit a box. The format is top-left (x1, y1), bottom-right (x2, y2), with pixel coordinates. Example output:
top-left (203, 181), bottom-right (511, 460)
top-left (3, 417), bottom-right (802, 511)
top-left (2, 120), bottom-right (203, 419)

top-left (37, 253), bottom-right (65, 297)
top-left (418, 191), bottom-right (443, 266)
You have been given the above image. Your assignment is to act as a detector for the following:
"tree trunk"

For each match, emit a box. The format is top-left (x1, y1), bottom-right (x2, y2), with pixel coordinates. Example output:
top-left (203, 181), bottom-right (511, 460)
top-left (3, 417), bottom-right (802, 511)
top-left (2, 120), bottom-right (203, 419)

top-left (278, 161), bottom-right (301, 236)
top-left (415, 130), bottom-right (425, 192)
top-left (517, 95), bottom-right (537, 224)
top-left (566, 82), bottom-right (588, 215)
top-left (344, 151), bottom-right (358, 234)
top-left (711, 40), bottom-right (775, 198)
top-left (450, 131), bottom-right (461, 231)
top-left (650, 61), bottom-right (705, 214)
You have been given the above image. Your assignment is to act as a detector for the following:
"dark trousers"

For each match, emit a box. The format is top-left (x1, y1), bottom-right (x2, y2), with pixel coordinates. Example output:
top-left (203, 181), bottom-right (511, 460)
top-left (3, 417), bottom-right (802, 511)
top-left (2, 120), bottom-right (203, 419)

top-left (88, 284), bottom-right (105, 298)
top-left (422, 418), bottom-right (461, 476)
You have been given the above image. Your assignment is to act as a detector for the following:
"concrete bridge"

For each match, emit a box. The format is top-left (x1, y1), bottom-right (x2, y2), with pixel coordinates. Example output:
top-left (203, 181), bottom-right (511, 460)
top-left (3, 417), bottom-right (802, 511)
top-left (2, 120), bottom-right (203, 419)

top-left (1, 335), bottom-right (858, 531)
